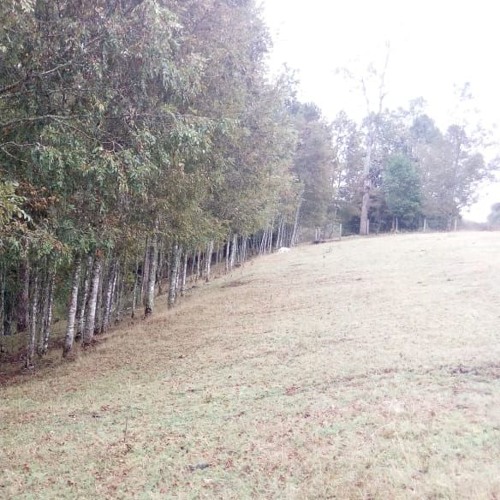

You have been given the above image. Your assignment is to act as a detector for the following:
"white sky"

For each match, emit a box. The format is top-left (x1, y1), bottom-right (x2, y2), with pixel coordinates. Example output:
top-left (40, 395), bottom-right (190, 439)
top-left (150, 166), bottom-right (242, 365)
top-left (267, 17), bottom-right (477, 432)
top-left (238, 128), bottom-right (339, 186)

top-left (261, 0), bottom-right (500, 222)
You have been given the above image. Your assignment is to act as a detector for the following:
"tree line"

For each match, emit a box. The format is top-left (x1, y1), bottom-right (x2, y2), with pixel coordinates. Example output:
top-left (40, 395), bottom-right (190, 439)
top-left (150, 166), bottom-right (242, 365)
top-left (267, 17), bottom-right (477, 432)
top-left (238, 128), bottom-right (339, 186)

top-left (1, 0), bottom-right (497, 368)
top-left (332, 98), bottom-right (498, 235)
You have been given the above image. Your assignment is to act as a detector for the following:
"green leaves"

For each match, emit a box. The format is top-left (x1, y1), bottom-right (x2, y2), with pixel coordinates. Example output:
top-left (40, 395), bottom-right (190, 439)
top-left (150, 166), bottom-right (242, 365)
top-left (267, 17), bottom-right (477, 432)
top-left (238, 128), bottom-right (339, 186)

top-left (382, 154), bottom-right (421, 228)
top-left (0, 180), bottom-right (27, 229)
top-left (290, 102), bottom-right (335, 229)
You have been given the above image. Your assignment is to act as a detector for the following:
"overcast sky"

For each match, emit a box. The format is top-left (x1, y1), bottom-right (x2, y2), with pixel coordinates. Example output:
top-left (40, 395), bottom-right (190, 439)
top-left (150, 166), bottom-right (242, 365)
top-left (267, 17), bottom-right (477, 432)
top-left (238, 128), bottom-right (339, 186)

top-left (261, 0), bottom-right (500, 222)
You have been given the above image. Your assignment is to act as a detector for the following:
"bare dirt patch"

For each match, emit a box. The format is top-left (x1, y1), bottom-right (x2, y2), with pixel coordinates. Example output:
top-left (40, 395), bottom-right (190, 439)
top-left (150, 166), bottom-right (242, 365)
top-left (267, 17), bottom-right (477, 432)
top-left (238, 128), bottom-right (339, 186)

top-left (1, 232), bottom-right (500, 498)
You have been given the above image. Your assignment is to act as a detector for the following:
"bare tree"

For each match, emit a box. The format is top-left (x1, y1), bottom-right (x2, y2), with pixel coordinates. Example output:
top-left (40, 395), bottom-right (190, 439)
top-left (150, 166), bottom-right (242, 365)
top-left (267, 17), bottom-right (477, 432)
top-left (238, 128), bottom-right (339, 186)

top-left (359, 46), bottom-right (390, 235)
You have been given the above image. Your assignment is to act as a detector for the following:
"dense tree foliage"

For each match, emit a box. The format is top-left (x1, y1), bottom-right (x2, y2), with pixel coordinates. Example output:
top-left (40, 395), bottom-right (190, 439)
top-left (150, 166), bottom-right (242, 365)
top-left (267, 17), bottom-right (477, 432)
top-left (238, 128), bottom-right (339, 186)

top-left (0, 0), bottom-right (319, 366)
top-left (289, 102), bottom-right (336, 233)
top-left (382, 154), bottom-right (421, 231)
top-left (0, 1), bottom-right (497, 368)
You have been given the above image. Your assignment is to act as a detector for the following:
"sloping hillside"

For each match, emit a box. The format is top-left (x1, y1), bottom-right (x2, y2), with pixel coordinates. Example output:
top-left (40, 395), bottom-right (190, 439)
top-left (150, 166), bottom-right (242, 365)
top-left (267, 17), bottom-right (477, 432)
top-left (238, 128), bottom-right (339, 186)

top-left (2, 232), bottom-right (500, 499)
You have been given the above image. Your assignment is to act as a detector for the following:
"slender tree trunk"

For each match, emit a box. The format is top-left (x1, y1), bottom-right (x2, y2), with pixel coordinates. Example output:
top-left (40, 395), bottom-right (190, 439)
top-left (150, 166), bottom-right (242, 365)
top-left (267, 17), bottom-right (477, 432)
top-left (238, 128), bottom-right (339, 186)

top-left (229, 233), bottom-right (238, 269)
top-left (268, 225), bottom-right (273, 253)
top-left (259, 230), bottom-right (267, 255)
top-left (196, 248), bottom-right (202, 280)
top-left (0, 264), bottom-right (5, 354)
top-left (252, 234), bottom-right (258, 254)
top-left (240, 237), bottom-right (247, 263)
top-left (360, 180), bottom-right (371, 236)
top-left (144, 235), bottom-right (158, 316)
top-left (276, 218), bottom-right (283, 249)
top-left (225, 236), bottom-right (231, 272)
top-left (282, 225), bottom-right (289, 247)
top-left (83, 255), bottom-right (102, 346)
top-left (359, 124), bottom-right (375, 236)
top-left (114, 260), bottom-right (126, 323)
top-left (63, 256), bottom-right (82, 357)
top-left (76, 255), bottom-right (93, 339)
top-left (175, 246), bottom-right (182, 292)
top-left (16, 256), bottom-right (30, 333)
top-left (157, 241), bottom-right (165, 295)
top-left (190, 249), bottom-right (196, 276)
top-left (38, 268), bottom-right (55, 356)
top-left (131, 256), bottom-right (140, 319)
top-left (205, 240), bottom-right (214, 281)
top-left (168, 242), bottom-right (181, 308)
top-left (215, 243), bottom-right (220, 267)
top-left (94, 259), bottom-right (106, 334)
top-left (25, 272), bottom-right (39, 369)
top-left (181, 251), bottom-right (188, 297)
top-left (140, 239), bottom-right (149, 307)
top-left (291, 198), bottom-right (302, 247)
top-left (102, 260), bottom-right (117, 333)
top-left (359, 48), bottom-right (388, 235)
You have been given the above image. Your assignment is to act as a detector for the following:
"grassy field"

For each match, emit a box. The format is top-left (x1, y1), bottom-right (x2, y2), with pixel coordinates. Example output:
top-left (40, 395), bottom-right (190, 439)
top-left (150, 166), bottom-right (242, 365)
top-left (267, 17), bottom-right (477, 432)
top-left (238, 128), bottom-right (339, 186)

top-left (1, 232), bottom-right (500, 499)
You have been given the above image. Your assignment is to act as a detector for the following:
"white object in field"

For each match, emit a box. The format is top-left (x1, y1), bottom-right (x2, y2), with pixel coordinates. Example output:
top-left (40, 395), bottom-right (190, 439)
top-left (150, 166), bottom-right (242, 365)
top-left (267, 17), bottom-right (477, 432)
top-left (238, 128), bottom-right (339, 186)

top-left (277, 247), bottom-right (291, 254)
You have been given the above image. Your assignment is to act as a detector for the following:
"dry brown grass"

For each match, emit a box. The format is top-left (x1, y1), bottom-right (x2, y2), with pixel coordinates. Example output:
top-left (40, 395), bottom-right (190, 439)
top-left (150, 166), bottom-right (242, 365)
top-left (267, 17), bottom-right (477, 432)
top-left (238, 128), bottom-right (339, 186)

top-left (1, 231), bottom-right (500, 499)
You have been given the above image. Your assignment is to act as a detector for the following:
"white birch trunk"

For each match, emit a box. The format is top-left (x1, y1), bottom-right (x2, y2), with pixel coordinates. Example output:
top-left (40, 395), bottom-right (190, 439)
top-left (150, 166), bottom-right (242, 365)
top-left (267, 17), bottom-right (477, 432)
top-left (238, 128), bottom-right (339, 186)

top-left (83, 256), bottom-right (102, 346)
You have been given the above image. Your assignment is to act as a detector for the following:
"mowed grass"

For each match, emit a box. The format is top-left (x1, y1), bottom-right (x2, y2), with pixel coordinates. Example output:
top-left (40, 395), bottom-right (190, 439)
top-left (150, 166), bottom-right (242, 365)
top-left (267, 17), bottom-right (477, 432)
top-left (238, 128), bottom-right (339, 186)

top-left (1, 232), bottom-right (500, 499)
